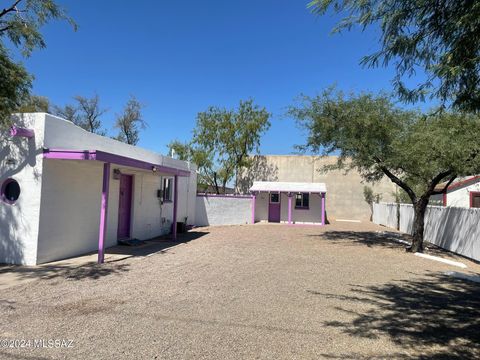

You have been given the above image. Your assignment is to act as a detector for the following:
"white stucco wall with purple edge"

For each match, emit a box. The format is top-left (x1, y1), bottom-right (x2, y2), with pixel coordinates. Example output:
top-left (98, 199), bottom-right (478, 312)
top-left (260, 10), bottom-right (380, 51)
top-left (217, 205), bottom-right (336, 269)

top-left (0, 114), bottom-right (45, 265)
top-left (1, 113), bottom-right (197, 265)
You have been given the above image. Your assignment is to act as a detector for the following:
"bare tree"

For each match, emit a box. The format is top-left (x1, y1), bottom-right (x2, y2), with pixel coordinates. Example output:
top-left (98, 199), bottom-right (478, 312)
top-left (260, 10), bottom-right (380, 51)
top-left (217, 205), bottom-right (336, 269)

top-left (54, 94), bottom-right (107, 135)
top-left (114, 96), bottom-right (146, 145)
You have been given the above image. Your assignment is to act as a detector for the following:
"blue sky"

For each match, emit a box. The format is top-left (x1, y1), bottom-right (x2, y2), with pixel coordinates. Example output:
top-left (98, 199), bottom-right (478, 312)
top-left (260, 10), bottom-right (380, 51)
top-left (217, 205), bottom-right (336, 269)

top-left (18, 0), bottom-right (406, 155)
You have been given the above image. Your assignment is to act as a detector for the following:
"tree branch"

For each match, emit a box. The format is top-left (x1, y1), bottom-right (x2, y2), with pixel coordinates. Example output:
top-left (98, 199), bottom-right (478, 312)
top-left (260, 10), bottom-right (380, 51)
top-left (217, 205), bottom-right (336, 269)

top-left (0, 0), bottom-right (23, 19)
top-left (430, 173), bottom-right (456, 195)
top-left (373, 156), bottom-right (417, 202)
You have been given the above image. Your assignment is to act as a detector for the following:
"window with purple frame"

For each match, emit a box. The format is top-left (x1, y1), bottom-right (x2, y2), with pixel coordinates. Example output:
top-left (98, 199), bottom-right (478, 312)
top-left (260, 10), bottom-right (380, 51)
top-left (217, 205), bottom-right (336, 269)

top-left (295, 193), bottom-right (309, 209)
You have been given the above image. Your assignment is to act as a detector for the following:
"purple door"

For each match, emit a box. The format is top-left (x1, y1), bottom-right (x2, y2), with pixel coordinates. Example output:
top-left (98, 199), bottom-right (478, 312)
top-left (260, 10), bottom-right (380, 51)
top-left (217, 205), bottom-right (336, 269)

top-left (268, 193), bottom-right (281, 223)
top-left (117, 174), bottom-right (133, 239)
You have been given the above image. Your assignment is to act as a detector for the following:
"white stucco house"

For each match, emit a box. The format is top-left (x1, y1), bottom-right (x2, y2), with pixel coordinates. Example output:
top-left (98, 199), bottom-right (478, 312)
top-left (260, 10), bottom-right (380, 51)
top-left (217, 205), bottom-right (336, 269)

top-left (1, 113), bottom-right (197, 265)
top-left (430, 176), bottom-right (480, 208)
top-left (250, 181), bottom-right (327, 225)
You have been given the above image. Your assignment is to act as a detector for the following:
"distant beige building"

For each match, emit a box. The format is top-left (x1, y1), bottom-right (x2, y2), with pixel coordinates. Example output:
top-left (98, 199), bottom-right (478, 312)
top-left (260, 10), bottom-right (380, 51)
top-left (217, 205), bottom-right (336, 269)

top-left (238, 155), bottom-right (397, 221)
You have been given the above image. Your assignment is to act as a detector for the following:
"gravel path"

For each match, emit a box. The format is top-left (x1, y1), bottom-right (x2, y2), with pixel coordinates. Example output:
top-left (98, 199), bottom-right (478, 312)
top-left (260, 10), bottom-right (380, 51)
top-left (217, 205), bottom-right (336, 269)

top-left (1, 221), bottom-right (480, 359)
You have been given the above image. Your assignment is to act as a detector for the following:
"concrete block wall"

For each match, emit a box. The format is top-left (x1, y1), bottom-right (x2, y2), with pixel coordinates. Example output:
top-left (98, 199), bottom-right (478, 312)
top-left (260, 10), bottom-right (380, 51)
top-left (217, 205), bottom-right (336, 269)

top-left (239, 155), bottom-right (396, 221)
top-left (195, 195), bottom-right (252, 226)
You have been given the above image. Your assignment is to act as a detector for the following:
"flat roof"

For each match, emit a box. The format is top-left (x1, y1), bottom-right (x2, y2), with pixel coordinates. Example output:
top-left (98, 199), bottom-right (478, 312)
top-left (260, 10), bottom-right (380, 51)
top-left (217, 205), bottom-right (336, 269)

top-left (250, 181), bottom-right (327, 193)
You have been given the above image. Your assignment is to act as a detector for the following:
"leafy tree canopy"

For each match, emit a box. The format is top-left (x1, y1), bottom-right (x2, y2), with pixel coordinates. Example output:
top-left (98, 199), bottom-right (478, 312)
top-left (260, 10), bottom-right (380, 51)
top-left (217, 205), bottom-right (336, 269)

top-left (290, 88), bottom-right (480, 251)
top-left (0, 0), bottom-right (75, 126)
top-left (0, 45), bottom-right (31, 127)
top-left (1, 0), bottom-right (76, 56)
top-left (16, 94), bottom-right (50, 113)
top-left (169, 99), bottom-right (271, 194)
top-left (309, 0), bottom-right (480, 112)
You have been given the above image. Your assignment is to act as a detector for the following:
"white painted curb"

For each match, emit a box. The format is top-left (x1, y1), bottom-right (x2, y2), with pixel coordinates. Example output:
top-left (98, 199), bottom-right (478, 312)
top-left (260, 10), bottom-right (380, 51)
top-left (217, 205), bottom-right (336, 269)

top-left (445, 271), bottom-right (480, 284)
top-left (414, 252), bottom-right (467, 269)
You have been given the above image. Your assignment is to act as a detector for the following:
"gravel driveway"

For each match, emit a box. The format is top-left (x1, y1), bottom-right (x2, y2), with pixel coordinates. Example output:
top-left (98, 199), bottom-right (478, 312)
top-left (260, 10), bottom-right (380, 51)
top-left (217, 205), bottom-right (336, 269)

top-left (1, 221), bottom-right (480, 359)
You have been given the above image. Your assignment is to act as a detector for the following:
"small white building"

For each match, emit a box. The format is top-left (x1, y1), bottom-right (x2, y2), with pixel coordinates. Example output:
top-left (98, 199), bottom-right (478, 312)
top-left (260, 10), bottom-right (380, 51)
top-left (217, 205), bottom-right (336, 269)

top-left (430, 176), bottom-right (480, 208)
top-left (250, 181), bottom-right (327, 225)
top-left (0, 113), bottom-right (197, 265)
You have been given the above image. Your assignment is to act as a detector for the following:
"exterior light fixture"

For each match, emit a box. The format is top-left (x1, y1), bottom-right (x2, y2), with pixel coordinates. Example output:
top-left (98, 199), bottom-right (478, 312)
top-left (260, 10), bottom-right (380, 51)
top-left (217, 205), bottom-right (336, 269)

top-left (152, 166), bottom-right (157, 173)
top-left (113, 169), bottom-right (121, 180)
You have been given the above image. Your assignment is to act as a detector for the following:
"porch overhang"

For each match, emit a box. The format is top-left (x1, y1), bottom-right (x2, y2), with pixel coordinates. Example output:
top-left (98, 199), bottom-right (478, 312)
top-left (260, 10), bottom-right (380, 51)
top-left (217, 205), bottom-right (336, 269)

top-left (249, 181), bottom-right (327, 194)
top-left (43, 148), bottom-right (191, 177)
top-left (43, 148), bottom-right (188, 264)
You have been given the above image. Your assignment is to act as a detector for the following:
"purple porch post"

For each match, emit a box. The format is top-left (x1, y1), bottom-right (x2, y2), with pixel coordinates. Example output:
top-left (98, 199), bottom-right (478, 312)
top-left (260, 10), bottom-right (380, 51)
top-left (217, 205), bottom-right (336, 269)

top-left (98, 162), bottom-right (111, 264)
top-left (321, 192), bottom-right (326, 226)
top-left (251, 193), bottom-right (256, 224)
top-left (173, 175), bottom-right (178, 240)
top-left (288, 193), bottom-right (292, 225)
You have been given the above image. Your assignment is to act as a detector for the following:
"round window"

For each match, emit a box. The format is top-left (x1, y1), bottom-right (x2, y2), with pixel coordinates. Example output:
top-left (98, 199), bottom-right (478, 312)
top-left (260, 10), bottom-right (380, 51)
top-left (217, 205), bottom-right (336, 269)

top-left (1, 179), bottom-right (21, 204)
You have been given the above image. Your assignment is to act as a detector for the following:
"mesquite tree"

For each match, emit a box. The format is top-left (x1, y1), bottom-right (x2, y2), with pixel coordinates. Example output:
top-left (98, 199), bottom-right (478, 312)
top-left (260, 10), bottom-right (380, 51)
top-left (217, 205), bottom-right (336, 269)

top-left (169, 99), bottom-right (271, 194)
top-left (309, 0), bottom-right (480, 112)
top-left (0, 0), bottom-right (75, 127)
top-left (290, 89), bottom-right (480, 252)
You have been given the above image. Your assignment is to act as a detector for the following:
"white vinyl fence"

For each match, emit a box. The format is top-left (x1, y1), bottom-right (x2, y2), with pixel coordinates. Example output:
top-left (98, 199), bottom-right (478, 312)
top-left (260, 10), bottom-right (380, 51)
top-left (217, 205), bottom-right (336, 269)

top-left (195, 195), bottom-right (253, 226)
top-left (373, 202), bottom-right (480, 262)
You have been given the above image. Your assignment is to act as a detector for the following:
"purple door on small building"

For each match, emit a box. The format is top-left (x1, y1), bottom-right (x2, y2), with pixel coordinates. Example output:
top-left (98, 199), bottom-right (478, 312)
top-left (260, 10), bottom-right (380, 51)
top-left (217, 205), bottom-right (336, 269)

top-left (268, 193), bottom-right (281, 223)
top-left (117, 174), bottom-right (133, 239)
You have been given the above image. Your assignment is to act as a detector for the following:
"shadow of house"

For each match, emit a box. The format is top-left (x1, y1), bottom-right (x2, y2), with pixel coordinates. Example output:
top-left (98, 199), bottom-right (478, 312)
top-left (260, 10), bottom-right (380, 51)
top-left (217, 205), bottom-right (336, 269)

top-left (0, 231), bottom-right (207, 285)
top-left (308, 272), bottom-right (480, 359)
top-left (237, 155), bottom-right (279, 194)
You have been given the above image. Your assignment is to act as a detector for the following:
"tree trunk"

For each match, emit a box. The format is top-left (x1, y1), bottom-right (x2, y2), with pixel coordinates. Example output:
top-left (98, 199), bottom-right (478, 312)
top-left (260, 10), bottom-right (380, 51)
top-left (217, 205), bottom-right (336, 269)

top-left (213, 172), bottom-right (220, 195)
top-left (407, 200), bottom-right (428, 253)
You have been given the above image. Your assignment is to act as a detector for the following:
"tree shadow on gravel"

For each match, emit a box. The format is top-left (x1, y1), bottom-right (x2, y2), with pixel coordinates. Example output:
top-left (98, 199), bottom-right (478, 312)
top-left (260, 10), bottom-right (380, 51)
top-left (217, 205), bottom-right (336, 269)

top-left (310, 230), bottom-right (408, 250)
top-left (314, 230), bottom-right (468, 260)
top-left (0, 262), bottom-right (130, 285)
top-left (308, 272), bottom-right (480, 359)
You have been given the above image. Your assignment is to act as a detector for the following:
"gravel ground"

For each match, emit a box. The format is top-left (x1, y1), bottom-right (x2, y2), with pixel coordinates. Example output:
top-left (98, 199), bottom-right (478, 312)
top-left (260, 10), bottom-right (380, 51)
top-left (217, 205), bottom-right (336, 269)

top-left (1, 221), bottom-right (480, 359)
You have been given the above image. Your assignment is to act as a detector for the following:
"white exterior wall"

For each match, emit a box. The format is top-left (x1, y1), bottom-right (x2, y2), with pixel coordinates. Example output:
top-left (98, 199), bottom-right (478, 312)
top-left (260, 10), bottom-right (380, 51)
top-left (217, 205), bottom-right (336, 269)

top-left (36, 161), bottom-right (196, 264)
top-left (430, 181), bottom-right (480, 208)
top-left (0, 114), bottom-right (45, 265)
top-left (254, 192), bottom-right (324, 224)
top-left (1, 113), bottom-right (197, 265)
top-left (254, 192), bottom-right (269, 222)
top-left (195, 196), bottom-right (252, 226)
top-left (446, 182), bottom-right (480, 207)
top-left (176, 174), bottom-right (196, 225)
top-left (37, 160), bottom-right (105, 263)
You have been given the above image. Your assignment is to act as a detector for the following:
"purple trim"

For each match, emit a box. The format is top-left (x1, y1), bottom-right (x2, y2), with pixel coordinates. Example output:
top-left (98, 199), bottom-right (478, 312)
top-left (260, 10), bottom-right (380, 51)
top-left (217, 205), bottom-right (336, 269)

top-left (294, 206), bottom-right (310, 210)
top-left (98, 163), bottom-right (110, 264)
top-left (288, 193), bottom-right (292, 225)
top-left (250, 189), bottom-right (326, 194)
top-left (43, 149), bottom-right (191, 177)
top-left (197, 193), bottom-right (253, 199)
top-left (251, 194), bottom-right (256, 224)
top-left (43, 149), bottom-right (97, 160)
top-left (289, 223), bottom-right (323, 227)
top-left (321, 192), bottom-right (326, 226)
top-left (173, 175), bottom-right (178, 240)
top-left (10, 126), bottom-right (34, 138)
